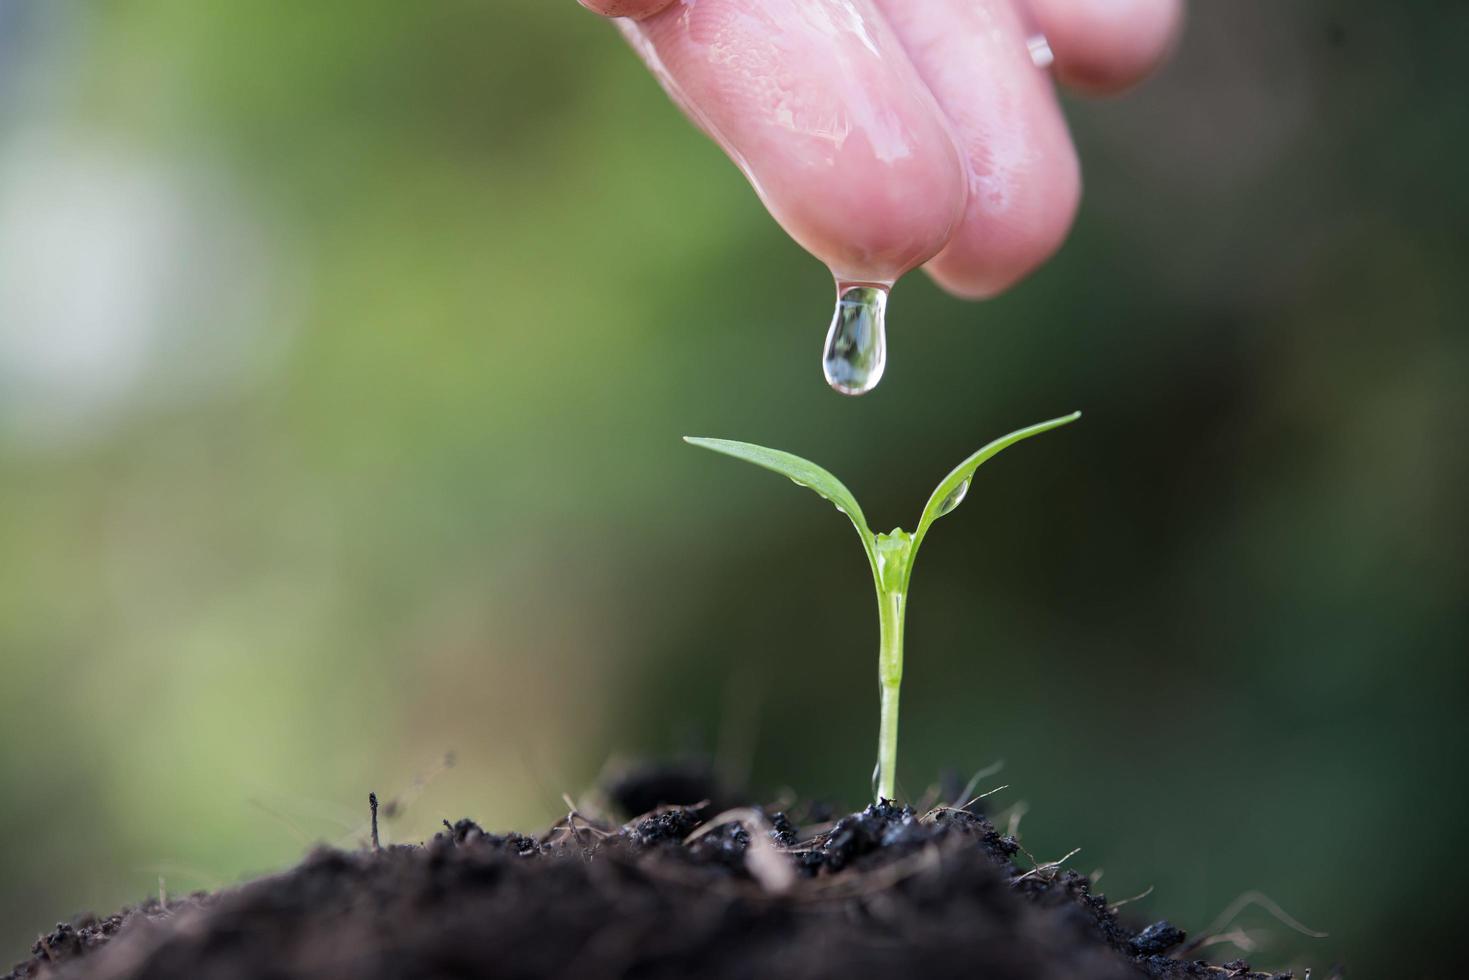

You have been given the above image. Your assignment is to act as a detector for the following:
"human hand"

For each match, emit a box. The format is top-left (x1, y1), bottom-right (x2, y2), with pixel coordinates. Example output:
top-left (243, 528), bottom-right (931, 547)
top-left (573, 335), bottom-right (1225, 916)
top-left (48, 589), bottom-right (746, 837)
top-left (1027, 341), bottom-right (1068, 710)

top-left (579, 0), bottom-right (1181, 298)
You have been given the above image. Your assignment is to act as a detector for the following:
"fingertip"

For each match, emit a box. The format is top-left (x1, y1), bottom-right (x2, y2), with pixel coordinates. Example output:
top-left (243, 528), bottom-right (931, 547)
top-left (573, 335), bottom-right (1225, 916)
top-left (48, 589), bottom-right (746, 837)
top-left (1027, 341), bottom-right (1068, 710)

top-left (878, 0), bottom-right (1082, 301)
top-left (924, 139), bottom-right (1080, 299)
top-left (1029, 0), bottom-right (1184, 95)
top-left (577, 0), bottom-right (677, 20)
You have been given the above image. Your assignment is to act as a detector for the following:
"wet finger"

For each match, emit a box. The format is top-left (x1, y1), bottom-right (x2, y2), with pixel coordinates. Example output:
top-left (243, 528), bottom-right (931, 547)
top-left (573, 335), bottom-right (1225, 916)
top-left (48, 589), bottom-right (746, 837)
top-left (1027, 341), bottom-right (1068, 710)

top-left (876, 0), bottom-right (1081, 299)
top-left (620, 0), bottom-right (968, 284)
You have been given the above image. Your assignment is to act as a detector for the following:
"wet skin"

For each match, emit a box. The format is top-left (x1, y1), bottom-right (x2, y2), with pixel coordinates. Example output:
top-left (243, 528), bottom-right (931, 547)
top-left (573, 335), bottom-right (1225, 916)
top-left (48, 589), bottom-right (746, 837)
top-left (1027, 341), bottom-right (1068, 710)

top-left (581, 0), bottom-right (1183, 296)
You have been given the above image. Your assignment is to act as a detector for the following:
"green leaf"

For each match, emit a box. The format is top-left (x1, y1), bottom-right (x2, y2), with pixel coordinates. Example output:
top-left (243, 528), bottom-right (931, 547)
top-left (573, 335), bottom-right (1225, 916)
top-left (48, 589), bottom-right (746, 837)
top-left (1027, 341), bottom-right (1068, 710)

top-left (683, 437), bottom-right (873, 543)
top-left (912, 412), bottom-right (1081, 551)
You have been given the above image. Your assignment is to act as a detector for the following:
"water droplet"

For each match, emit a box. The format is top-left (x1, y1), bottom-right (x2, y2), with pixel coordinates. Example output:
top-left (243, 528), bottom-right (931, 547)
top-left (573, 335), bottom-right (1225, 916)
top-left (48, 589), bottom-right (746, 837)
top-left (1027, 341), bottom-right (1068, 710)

top-left (936, 478), bottom-right (970, 517)
top-left (822, 283), bottom-right (888, 396)
top-left (1027, 33), bottom-right (1054, 69)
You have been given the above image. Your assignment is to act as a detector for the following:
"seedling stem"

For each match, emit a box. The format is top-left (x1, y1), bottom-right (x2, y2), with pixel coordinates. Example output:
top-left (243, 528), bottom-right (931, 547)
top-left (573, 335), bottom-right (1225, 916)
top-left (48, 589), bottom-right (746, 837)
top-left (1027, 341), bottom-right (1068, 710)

top-left (686, 411), bottom-right (1079, 802)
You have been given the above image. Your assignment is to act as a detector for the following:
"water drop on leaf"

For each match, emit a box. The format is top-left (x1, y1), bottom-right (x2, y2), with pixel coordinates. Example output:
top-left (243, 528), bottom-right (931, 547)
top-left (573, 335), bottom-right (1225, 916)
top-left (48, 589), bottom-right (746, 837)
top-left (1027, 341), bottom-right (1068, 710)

top-left (936, 478), bottom-right (970, 517)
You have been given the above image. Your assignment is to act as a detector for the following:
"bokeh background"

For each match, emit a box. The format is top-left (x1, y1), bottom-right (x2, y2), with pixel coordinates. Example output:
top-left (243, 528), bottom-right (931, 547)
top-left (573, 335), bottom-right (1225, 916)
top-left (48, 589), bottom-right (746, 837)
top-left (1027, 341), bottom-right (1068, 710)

top-left (1, 1), bottom-right (1464, 975)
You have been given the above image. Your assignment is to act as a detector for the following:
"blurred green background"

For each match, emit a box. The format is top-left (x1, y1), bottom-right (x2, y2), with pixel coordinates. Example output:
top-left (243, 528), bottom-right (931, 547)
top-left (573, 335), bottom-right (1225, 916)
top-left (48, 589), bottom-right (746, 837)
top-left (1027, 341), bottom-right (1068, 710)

top-left (1, 1), bottom-right (1464, 975)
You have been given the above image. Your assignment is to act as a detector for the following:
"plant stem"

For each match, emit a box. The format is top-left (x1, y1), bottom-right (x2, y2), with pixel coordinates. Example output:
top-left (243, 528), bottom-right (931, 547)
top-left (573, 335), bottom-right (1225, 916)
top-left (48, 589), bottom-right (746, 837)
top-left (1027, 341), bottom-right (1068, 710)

top-left (874, 588), bottom-right (906, 801)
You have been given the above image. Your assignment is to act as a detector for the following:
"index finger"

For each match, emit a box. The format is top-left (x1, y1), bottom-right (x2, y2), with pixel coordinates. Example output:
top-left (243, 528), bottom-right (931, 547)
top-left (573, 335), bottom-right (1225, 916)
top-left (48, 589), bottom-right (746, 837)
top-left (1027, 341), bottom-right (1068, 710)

top-left (615, 0), bottom-right (969, 285)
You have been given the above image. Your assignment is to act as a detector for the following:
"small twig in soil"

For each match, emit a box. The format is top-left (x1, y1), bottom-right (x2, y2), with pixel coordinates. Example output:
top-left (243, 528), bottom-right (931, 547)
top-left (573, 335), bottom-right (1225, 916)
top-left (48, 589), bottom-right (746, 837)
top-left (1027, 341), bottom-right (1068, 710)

top-left (947, 759), bottom-right (1005, 810)
top-left (1010, 846), bottom-right (1080, 884)
top-left (369, 792), bottom-right (381, 851)
top-left (551, 793), bottom-right (613, 848)
top-left (963, 783), bottom-right (1010, 809)
top-left (565, 812), bottom-right (590, 848)
top-left (1108, 883), bottom-right (1155, 913)
top-left (338, 752), bottom-right (457, 850)
top-left (559, 793), bottom-right (613, 835)
top-left (558, 790), bottom-right (613, 828)
top-left (558, 793), bottom-right (590, 847)
top-left (920, 784), bottom-right (1010, 825)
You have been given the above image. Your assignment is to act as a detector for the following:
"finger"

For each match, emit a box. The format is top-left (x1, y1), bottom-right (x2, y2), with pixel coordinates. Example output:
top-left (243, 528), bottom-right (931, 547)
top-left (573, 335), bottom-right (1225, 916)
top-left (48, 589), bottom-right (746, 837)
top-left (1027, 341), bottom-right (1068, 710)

top-left (620, 0), bottom-right (968, 284)
top-left (1024, 0), bottom-right (1184, 95)
top-left (875, 0), bottom-right (1080, 299)
top-left (577, 0), bottom-right (676, 20)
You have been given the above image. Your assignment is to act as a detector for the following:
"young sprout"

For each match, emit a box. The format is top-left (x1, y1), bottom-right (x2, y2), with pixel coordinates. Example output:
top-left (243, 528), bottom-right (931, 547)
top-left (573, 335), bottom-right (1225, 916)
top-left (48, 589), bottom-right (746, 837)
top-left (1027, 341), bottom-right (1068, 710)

top-left (685, 412), bottom-right (1080, 802)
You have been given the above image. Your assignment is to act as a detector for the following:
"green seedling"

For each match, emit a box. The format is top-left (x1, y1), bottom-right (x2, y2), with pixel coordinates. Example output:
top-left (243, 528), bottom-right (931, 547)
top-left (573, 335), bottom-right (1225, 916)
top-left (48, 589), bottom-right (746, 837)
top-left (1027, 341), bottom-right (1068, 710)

top-left (685, 412), bottom-right (1080, 802)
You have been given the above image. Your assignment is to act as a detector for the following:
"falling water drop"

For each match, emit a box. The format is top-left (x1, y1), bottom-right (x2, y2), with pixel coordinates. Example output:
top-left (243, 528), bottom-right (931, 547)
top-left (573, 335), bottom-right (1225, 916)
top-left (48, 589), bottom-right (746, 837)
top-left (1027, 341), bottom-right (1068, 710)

top-left (936, 477), bottom-right (971, 517)
top-left (822, 282), bottom-right (889, 396)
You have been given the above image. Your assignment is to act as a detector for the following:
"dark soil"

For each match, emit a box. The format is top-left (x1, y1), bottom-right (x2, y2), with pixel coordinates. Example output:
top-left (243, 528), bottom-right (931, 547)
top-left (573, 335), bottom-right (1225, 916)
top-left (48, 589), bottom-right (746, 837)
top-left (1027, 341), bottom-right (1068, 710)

top-left (5, 766), bottom-right (1304, 980)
